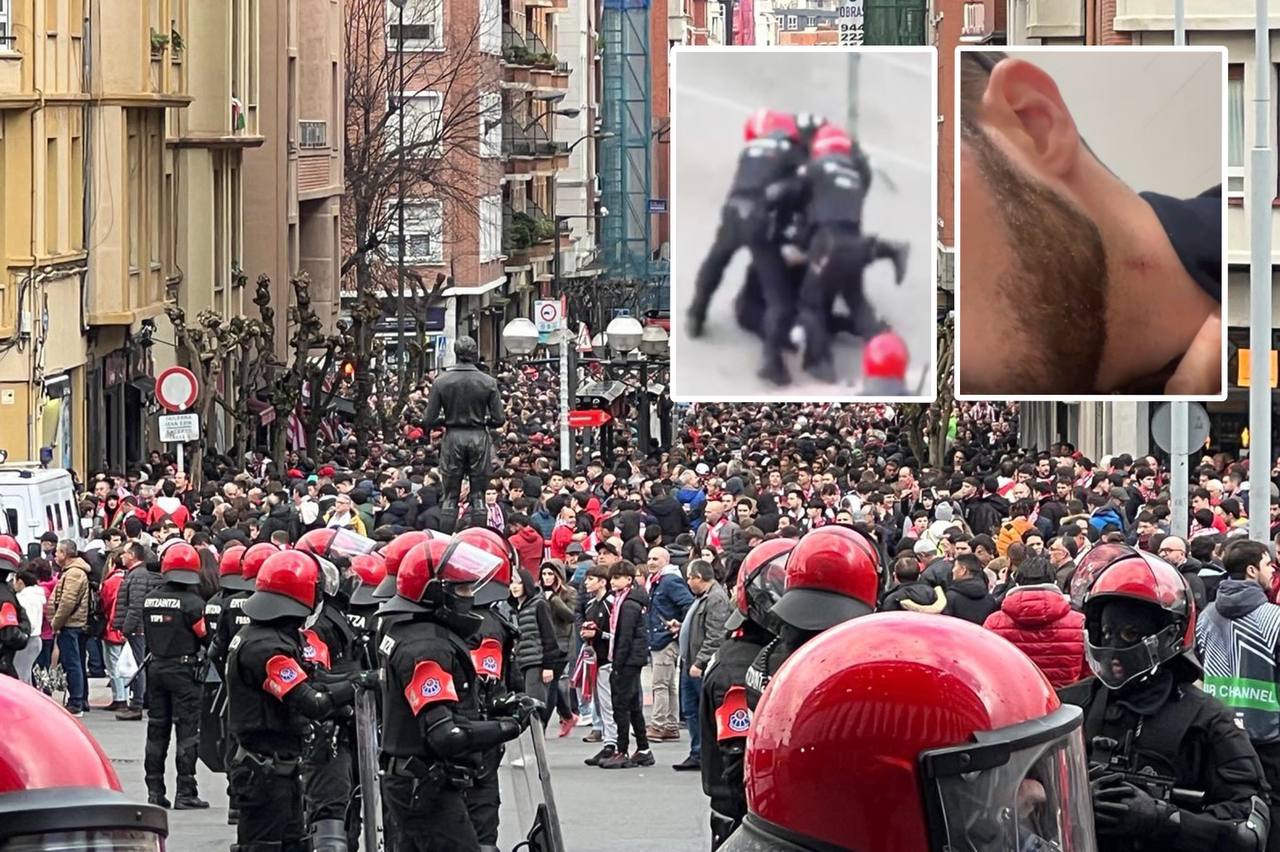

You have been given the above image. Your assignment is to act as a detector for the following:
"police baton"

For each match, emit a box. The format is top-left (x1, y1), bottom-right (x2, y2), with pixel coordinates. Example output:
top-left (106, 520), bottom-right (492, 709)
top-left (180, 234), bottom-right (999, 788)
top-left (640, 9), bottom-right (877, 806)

top-left (126, 652), bottom-right (152, 691)
top-left (873, 165), bottom-right (898, 193)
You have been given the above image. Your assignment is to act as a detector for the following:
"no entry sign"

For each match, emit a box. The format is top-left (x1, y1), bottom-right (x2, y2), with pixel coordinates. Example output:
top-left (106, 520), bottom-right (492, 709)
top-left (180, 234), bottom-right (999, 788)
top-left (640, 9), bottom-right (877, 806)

top-left (535, 299), bottom-right (564, 333)
top-left (155, 366), bottom-right (199, 412)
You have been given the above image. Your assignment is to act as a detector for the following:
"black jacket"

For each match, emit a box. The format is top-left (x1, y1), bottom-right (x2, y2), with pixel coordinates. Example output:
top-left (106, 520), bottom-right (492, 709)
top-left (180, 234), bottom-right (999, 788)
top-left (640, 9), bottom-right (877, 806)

top-left (943, 576), bottom-right (998, 625)
top-left (881, 580), bottom-right (946, 613)
top-left (611, 583), bottom-right (650, 669)
top-left (964, 494), bottom-right (1007, 537)
top-left (512, 585), bottom-right (560, 673)
top-left (650, 496), bottom-right (690, 539)
top-left (116, 562), bottom-right (166, 637)
top-left (258, 504), bottom-right (295, 543)
top-left (423, 363), bottom-right (504, 429)
top-left (214, 526), bottom-right (251, 550)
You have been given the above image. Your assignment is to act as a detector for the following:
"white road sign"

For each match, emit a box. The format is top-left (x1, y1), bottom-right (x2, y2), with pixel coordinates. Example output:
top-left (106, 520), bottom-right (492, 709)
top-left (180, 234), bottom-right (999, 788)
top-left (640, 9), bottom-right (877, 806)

top-left (535, 299), bottom-right (564, 333)
top-left (159, 413), bottom-right (200, 443)
top-left (838, 0), bottom-right (865, 45)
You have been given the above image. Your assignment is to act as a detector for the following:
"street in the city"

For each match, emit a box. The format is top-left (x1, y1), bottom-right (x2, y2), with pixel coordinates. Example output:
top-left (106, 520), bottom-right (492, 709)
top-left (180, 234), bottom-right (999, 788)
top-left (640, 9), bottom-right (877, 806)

top-left (671, 49), bottom-right (935, 399)
top-left (81, 682), bottom-right (706, 852)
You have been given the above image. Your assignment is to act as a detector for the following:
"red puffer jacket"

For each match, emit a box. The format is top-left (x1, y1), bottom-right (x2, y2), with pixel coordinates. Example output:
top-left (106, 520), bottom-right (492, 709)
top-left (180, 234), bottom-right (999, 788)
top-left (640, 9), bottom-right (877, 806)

top-left (983, 585), bottom-right (1088, 688)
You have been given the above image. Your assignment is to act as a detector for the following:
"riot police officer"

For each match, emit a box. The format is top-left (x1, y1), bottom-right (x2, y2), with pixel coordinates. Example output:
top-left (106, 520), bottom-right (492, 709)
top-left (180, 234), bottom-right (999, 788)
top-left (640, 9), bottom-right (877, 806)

top-left (792, 125), bottom-right (907, 383)
top-left (1060, 546), bottom-right (1270, 852)
top-left (210, 542), bottom-right (279, 670)
top-left (745, 525), bottom-right (879, 710)
top-left (688, 109), bottom-right (808, 386)
top-left (700, 539), bottom-right (793, 849)
top-left (423, 337), bottom-right (505, 533)
top-left (0, 535), bottom-right (31, 680)
top-left (377, 536), bottom-right (540, 851)
top-left (226, 549), bottom-right (366, 852)
top-left (142, 541), bottom-right (210, 809)
top-left (295, 529), bottom-right (366, 852)
top-left (455, 527), bottom-right (522, 846)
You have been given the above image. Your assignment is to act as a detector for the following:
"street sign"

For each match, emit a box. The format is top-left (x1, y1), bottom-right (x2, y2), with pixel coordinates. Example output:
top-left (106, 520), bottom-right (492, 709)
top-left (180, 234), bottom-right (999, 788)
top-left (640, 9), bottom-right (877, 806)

top-left (1151, 402), bottom-right (1211, 455)
top-left (158, 413), bottom-right (200, 443)
top-left (576, 323), bottom-right (593, 353)
top-left (535, 299), bottom-right (564, 333)
top-left (647, 198), bottom-right (668, 214)
top-left (155, 366), bottom-right (198, 412)
top-left (567, 409), bottom-right (612, 429)
top-left (837, 0), bottom-right (864, 45)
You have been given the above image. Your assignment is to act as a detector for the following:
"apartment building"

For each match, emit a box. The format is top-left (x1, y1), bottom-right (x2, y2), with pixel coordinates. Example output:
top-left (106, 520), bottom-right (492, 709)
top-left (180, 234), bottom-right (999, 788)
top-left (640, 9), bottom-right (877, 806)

top-left (0, 0), bottom-right (189, 472)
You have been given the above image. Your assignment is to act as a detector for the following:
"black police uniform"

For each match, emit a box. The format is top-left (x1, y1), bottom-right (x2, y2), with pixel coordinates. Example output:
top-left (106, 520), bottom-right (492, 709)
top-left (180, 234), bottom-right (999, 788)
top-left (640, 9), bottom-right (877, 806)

top-left (0, 580), bottom-right (31, 679)
top-left (142, 581), bottom-right (208, 803)
top-left (1060, 672), bottom-right (1270, 852)
top-left (199, 586), bottom-right (229, 772)
top-left (380, 615), bottom-right (523, 852)
top-left (743, 636), bottom-right (791, 712)
top-left (465, 604), bottom-right (520, 844)
top-left (299, 600), bottom-right (360, 848)
top-left (701, 626), bottom-right (770, 850)
top-left (210, 586), bottom-right (254, 798)
top-left (423, 363), bottom-right (505, 533)
top-left (689, 133), bottom-right (807, 383)
top-left (226, 621), bottom-right (357, 852)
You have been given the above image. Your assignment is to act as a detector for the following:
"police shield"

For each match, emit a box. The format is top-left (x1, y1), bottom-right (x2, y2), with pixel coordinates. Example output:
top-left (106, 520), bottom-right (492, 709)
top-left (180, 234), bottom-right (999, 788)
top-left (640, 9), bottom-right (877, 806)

top-left (506, 722), bottom-right (566, 852)
top-left (353, 686), bottom-right (381, 852)
top-left (198, 680), bottom-right (227, 773)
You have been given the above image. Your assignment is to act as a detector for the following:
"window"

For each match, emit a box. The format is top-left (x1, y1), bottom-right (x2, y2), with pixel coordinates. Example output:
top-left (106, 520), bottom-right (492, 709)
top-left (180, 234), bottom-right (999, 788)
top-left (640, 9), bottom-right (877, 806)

top-left (0, 0), bottom-right (10, 45)
top-left (787, 14), bottom-right (797, 29)
top-left (387, 0), bottom-right (442, 50)
top-left (480, 0), bottom-right (501, 54)
top-left (386, 199), bottom-right (443, 264)
top-left (480, 91), bottom-right (501, 158)
top-left (1228, 64), bottom-right (1243, 196)
top-left (128, 120), bottom-right (141, 269)
top-left (480, 195), bottom-right (501, 261)
top-left (391, 91), bottom-right (443, 156)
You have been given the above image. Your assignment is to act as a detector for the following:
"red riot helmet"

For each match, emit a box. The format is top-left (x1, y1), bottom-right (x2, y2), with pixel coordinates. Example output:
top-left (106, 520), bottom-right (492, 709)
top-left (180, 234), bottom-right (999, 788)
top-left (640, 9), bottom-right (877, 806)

top-left (810, 124), bottom-right (852, 159)
top-left (771, 526), bottom-right (879, 632)
top-left (159, 541), bottom-right (203, 586)
top-left (295, 527), bottom-right (376, 565)
top-left (218, 545), bottom-right (250, 592)
top-left (1067, 542), bottom-right (1137, 609)
top-left (725, 539), bottom-right (795, 633)
top-left (454, 527), bottom-right (516, 606)
top-left (349, 553), bottom-right (387, 608)
top-left (0, 677), bottom-right (168, 846)
top-left (242, 550), bottom-right (320, 621)
top-left (1080, 546), bottom-right (1197, 690)
top-left (726, 613), bottom-right (1095, 852)
top-left (374, 531), bottom-right (432, 599)
top-left (743, 108), bottom-right (798, 142)
top-left (863, 331), bottom-right (909, 380)
top-left (241, 542), bottom-right (282, 589)
top-left (793, 112), bottom-right (829, 148)
top-left (380, 538), bottom-right (503, 616)
top-left (0, 535), bottom-right (21, 577)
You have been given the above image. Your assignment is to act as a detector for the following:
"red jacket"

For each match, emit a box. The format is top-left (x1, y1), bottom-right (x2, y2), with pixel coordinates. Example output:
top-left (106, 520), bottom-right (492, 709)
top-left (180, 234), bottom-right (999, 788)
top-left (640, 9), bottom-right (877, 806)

top-left (100, 568), bottom-right (126, 646)
top-left (983, 585), bottom-right (1088, 688)
top-left (549, 523), bottom-right (575, 561)
top-left (509, 526), bottom-right (546, 574)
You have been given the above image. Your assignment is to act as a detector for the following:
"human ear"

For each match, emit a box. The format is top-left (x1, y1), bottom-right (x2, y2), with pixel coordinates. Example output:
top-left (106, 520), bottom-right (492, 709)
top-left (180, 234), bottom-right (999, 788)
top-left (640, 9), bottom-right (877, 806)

top-left (980, 57), bottom-right (1081, 178)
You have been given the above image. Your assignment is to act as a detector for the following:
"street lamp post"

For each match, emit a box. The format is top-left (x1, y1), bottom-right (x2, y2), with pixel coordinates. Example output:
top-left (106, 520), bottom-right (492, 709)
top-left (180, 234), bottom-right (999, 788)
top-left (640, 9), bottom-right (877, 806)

top-left (391, 0), bottom-right (407, 377)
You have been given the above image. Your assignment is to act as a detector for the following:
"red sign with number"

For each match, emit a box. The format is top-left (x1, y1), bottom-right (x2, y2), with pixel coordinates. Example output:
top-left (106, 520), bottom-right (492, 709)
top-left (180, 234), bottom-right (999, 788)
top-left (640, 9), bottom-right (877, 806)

top-left (567, 410), bottom-right (612, 429)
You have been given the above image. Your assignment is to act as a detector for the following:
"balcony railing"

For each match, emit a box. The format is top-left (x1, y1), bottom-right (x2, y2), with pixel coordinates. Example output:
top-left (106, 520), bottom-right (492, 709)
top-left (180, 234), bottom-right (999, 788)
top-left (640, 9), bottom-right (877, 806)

top-left (503, 23), bottom-right (533, 65)
top-left (504, 200), bottom-right (555, 250)
top-left (502, 118), bottom-right (536, 157)
top-left (525, 30), bottom-right (549, 56)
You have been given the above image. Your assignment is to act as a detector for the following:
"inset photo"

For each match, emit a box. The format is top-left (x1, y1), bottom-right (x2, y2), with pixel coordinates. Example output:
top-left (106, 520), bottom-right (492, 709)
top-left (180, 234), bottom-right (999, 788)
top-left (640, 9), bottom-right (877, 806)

top-left (956, 47), bottom-right (1226, 399)
top-left (670, 47), bottom-right (937, 402)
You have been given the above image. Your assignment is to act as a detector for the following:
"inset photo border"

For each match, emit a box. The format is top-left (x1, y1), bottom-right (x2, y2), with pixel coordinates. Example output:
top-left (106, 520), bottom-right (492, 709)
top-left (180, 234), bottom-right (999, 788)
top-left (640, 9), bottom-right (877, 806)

top-left (953, 46), bottom-right (1228, 402)
top-left (669, 45), bottom-right (938, 404)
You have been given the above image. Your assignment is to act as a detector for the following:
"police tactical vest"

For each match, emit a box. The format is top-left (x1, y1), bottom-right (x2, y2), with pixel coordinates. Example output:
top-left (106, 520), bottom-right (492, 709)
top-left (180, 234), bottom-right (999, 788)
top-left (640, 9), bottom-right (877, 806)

top-left (807, 156), bottom-right (867, 228)
top-left (143, 586), bottom-right (201, 659)
top-left (380, 618), bottom-right (478, 759)
top-left (731, 137), bottom-right (798, 197)
top-left (1198, 601), bottom-right (1280, 742)
top-left (226, 624), bottom-right (311, 743)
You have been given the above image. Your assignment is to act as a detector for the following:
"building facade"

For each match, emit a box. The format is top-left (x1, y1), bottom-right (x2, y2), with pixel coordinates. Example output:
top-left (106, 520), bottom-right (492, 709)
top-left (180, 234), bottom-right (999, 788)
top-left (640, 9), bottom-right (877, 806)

top-left (1005, 0), bottom-right (1280, 459)
top-left (244, 0), bottom-right (343, 347)
top-left (0, 0), bottom-right (189, 473)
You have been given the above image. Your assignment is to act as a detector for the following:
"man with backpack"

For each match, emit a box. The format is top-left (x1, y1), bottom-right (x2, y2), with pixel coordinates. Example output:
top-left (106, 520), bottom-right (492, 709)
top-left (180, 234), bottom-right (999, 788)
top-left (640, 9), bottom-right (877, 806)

top-left (50, 540), bottom-right (94, 716)
top-left (146, 479), bottom-right (191, 531)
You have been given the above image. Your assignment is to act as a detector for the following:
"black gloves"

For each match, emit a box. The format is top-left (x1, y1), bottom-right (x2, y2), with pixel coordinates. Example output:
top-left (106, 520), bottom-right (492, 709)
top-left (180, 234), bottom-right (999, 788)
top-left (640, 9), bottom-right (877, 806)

top-left (1092, 772), bottom-right (1176, 839)
top-left (353, 669), bottom-right (381, 690)
top-left (489, 692), bottom-right (545, 728)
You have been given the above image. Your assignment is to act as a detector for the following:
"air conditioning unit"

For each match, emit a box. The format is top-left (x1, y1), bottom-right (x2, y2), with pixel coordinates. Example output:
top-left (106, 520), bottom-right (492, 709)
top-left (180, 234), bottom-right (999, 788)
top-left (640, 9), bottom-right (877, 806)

top-left (299, 120), bottom-right (328, 149)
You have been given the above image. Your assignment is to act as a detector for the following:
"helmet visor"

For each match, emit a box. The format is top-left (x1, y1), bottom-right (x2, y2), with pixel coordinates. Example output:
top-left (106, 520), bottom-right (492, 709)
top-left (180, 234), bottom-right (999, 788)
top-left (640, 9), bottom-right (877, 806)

top-left (1085, 621), bottom-right (1184, 690)
top-left (437, 540), bottom-right (503, 595)
top-left (727, 550), bottom-right (787, 631)
top-left (322, 529), bottom-right (378, 559)
top-left (2, 830), bottom-right (164, 851)
top-left (1068, 543), bottom-right (1132, 609)
top-left (922, 704), bottom-right (1096, 852)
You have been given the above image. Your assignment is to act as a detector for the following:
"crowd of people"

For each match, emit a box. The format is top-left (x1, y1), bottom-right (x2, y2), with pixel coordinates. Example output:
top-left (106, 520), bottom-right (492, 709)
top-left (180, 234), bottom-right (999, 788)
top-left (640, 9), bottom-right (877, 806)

top-left (1, 354), bottom-right (1280, 850)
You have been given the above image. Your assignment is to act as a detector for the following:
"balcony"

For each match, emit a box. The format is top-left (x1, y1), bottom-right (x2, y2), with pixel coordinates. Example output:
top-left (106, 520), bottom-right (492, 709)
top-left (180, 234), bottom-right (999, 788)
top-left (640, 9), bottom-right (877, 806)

top-left (502, 24), bottom-right (533, 87)
top-left (524, 200), bottom-right (557, 261)
top-left (525, 122), bottom-right (569, 174)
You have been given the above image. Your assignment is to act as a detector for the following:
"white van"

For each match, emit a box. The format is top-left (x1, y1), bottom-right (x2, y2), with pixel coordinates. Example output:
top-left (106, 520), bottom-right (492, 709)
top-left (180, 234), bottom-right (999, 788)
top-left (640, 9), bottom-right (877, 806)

top-left (0, 466), bottom-right (86, 555)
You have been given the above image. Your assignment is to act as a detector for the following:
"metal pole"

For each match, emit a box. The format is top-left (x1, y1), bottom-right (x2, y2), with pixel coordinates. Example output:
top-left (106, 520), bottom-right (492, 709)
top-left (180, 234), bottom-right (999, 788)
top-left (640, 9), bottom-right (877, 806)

top-left (637, 361), bottom-right (650, 459)
top-left (1166, 0), bottom-right (1190, 539)
top-left (1250, 0), bottom-right (1274, 544)
top-left (723, 0), bottom-right (735, 45)
top-left (396, 3), bottom-right (407, 377)
top-left (847, 52), bottom-right (860, 136)
top-left (176, 442), bottom-right (185, 477)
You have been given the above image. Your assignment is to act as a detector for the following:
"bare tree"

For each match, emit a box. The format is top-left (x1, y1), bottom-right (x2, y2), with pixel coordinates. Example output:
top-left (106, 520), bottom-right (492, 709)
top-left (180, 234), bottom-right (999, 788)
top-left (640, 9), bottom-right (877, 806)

top-left (342, 0), bottom-right (501, 439)
top-left (899, 313), bottom-right (955, 468)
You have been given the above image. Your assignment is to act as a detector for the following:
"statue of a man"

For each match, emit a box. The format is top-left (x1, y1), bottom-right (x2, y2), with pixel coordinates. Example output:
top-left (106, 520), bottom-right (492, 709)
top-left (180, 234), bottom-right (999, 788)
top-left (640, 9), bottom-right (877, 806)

top-left (423, 336), bottom-right (505, 532)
